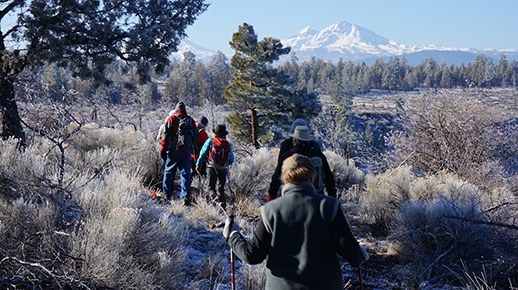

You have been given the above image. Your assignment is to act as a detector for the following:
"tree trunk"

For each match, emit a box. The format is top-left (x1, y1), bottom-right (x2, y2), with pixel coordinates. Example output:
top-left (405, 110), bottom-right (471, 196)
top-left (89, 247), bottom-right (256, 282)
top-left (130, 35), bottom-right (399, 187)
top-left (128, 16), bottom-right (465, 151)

top-left (250, 108), bottom-right (259, 149)
top-left (0, 78), bottom-right (26, 145)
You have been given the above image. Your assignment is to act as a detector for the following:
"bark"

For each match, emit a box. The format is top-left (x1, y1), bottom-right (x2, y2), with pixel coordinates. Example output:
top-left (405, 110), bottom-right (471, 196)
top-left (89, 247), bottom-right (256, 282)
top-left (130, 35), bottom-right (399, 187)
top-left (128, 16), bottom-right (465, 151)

top-left (0, 78), bottom-right (26, 145)
top-left (250, 108), bottom-right (259, 148)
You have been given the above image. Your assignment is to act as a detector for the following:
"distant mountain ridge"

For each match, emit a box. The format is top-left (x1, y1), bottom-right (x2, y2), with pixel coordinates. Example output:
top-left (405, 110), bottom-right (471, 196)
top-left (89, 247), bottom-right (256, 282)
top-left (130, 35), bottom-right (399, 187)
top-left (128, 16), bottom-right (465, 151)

top-left (177, 21), bottom-right (518, 65)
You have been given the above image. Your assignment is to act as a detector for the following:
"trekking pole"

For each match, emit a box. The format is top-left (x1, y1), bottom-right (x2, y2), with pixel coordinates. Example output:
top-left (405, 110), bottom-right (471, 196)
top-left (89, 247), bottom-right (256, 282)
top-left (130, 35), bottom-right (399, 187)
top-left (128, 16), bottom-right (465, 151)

top-left (226, 169), bottom-right (237, 290)
top-left (358, 266), bottom-right (364, 290)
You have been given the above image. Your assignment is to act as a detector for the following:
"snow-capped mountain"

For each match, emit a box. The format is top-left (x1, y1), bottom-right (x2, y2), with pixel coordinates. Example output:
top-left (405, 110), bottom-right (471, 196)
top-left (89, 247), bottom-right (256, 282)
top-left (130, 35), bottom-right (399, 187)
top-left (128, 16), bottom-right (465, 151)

top-left (281, 21), bottom-right (518, 65)
top-left (171, 39), bottom-right (219, 62)
top-left (282, 22), bottom-right (407, 61)
top-left (179, 21), bottom-right (518, 65)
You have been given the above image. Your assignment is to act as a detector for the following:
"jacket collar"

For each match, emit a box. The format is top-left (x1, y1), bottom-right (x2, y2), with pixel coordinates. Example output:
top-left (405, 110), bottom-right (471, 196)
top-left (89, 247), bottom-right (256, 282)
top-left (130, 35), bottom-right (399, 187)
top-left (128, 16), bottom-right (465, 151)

top-left (281, 181), bottom-right (315, 196)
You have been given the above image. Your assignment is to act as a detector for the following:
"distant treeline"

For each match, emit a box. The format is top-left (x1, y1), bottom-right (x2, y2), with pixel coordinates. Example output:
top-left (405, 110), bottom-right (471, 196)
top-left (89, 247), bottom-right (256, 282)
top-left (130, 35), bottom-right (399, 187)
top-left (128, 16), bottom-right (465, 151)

top-left (22, 52), bottom-right (517, 106)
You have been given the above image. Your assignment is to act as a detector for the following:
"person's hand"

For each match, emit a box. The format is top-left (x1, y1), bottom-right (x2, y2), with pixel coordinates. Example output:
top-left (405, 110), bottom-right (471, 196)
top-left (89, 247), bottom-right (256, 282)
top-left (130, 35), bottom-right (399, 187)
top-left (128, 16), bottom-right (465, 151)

top-left (223, 218), bottom-right (240, 239)
top-left (160, 151), bottom-right (167, 161)
top-left (195, 166), bottom-right (201, 173)
top-left (267, 194), bottom-right (276, 202)
top-left (359, 246), bottom-right (369, 264)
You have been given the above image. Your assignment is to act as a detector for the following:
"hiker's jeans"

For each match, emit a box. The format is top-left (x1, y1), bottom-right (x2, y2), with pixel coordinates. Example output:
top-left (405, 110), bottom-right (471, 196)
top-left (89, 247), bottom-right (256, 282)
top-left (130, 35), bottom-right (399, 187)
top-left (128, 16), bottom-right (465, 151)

top-left (163, 149), bottom-right (191, 200)
top-left (207, 167), bottom-right (227, 209)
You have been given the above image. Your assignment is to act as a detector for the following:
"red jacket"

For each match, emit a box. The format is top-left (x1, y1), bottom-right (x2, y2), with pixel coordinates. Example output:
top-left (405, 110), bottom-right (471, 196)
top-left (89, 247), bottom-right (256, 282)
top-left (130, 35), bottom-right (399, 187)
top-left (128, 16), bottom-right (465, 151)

top-left (160, 110), bottom-right (197, 152)
top-left (192, 123), bottom-right (209, 161)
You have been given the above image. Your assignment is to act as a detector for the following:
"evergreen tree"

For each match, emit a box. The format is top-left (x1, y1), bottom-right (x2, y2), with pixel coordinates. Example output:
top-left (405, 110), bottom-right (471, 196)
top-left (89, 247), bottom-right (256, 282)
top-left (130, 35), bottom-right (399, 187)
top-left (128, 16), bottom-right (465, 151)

top-left (205, 51), bottom-right (231, 105)
top-left (496, 54), bottom-right (508, 87)
top-left (507, 61), bottom-right (518, 88)
top-left (369, 59), bottom-right (384, 89)
top-left (420, 58), bottom-right (438, 88)
top-left (224, 23), bottom-right (320, 147)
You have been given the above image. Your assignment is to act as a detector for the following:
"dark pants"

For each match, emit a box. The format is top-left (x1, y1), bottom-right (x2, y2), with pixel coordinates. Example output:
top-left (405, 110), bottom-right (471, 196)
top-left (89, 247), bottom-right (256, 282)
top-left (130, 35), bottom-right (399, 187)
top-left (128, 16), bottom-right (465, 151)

top-left (162, 149), bottom-right (191, 201)
top-left (207, 166), bottom-right (227, 209)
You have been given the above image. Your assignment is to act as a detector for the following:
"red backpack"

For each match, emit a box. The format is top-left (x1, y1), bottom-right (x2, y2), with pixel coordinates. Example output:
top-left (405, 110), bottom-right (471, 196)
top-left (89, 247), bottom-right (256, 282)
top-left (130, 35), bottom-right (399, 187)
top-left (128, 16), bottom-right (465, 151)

top-left (209, 137), bottom-right (230, 168)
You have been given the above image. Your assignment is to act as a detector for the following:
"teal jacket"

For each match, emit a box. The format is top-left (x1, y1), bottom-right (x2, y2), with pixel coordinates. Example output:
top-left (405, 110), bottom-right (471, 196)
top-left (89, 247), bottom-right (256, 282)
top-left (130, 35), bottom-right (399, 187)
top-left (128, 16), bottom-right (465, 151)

top-left (195, 137), bottom-right (234, 168)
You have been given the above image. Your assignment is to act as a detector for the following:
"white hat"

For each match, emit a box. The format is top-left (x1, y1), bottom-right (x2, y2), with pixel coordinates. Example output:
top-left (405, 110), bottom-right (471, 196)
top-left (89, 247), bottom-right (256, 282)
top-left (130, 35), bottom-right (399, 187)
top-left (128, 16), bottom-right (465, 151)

top-left (290, 126), bottom-right (314, 141)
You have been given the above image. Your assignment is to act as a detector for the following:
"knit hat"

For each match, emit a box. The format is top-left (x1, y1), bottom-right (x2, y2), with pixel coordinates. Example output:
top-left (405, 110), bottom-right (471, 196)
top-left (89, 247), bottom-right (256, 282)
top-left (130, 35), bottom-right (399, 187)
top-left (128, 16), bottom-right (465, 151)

top-left (175, 101), bottom-right (186, 112)
top-left (291, 126), bottom-right (314, 141)
top-left (290, 118), bottom-right (307, 134)
top-left (199, 116), bottom-right (209, 128)
top-left (213, 124), bottom-right (229, 137)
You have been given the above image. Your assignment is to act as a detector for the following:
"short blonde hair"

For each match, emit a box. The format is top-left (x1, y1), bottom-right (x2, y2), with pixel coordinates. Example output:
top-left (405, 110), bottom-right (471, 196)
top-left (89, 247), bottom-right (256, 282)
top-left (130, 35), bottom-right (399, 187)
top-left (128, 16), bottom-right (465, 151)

top-left (281, 154), bottom-right (316, 184)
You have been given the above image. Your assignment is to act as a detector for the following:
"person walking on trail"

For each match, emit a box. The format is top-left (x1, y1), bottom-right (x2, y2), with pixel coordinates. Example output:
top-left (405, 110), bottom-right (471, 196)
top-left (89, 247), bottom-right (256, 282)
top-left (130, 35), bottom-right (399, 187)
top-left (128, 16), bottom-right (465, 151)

top-left (223, 154), bottom-right (369, 290)
top-left (196, 124), bottom-right (234, 210)
top-left (267, 125), bottom-right (337, 201)
top-left (191, 116), bottom-right (210, 178)
top-left (278, 118), bottom-right (321, 163)
top-left (156, 110), bottom-right (175, 142)
top-left (160, 101), bottom-right (199, 206)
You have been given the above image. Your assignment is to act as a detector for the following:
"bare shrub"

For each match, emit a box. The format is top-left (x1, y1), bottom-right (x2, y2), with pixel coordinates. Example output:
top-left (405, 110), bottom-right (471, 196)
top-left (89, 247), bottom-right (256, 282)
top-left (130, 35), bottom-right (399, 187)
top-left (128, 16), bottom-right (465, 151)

top-left (0, 139), bottom-right (50, 201)
top-left (360, 166), bottom-right (415, 229)
top-left (230, 147), bottom-right (277, 201)
top-left (240, 262), bottom-right (266, 290)
top-left (69, 126), bottom-right (161, 186)
top-left (388, 91), bottom-right (515, 189)
top-left (324, 151), bottom-right (365, 197)
top-left (191, 254), bottom-right (228, 288)
top-left (390, 196), bottom-right (494, 284)
top-left (72, 168), bottom-right (189, 288)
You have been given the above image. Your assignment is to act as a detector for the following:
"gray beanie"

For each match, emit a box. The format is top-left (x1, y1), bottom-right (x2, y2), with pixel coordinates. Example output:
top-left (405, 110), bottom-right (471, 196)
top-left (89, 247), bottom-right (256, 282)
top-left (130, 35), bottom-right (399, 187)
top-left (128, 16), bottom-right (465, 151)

top-left (290, 118), bottom-right (307, 134)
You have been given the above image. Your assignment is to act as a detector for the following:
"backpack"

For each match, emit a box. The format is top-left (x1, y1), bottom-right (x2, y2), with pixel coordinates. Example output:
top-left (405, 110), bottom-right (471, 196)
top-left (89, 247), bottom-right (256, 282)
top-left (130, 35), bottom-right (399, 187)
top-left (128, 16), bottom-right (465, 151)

top-left (209, 137), bottom-right (230, 169)
top-left (308, 154), bottom-right (325, 194)
top-left (175, 115), bottom-right (195, 149)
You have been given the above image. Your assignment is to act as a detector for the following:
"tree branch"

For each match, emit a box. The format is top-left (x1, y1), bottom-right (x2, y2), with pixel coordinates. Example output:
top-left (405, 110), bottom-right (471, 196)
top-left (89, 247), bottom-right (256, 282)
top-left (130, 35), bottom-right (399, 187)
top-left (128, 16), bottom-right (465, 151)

top-left (444, 215), bottom-right (518, 231)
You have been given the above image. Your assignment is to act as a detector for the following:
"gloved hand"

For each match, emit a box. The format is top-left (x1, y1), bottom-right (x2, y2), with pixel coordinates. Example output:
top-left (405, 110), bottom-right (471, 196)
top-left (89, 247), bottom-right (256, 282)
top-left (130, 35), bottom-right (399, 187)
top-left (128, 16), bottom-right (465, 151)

top-left (223, 218), bottom-right (240, 239)
top-left (160, 150), bottom-right (168, 161)
top-left (267, 194), bottom-right (276, 202)
top-left (359, 246), bottom-right (369, 264)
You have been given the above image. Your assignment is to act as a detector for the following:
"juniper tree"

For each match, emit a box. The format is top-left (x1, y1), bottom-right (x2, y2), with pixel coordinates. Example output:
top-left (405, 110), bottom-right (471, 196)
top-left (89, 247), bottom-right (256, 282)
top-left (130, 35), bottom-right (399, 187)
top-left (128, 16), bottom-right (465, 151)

top-left (0, 0), bottom-right (208, 144)
top-left (225, 23), bottom-right (320, 147)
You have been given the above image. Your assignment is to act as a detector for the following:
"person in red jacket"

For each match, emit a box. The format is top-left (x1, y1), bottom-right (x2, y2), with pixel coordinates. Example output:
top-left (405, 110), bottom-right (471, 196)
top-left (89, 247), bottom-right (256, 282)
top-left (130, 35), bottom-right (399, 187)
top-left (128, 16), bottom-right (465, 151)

top-left (191, 116), bottom-right (209, 178)
top-left (160, 102), bottom-right (199, 206)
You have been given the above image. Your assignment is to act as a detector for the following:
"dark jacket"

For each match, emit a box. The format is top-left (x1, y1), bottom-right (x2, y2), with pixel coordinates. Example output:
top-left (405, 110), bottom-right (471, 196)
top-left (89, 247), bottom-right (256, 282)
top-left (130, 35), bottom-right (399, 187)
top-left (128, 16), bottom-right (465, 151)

top-left (229, 182), bottom-right (365, 290)
top-left (268, 143), bottom-right (337, 198)
top-left (278, 137), bottom-right (321, 163)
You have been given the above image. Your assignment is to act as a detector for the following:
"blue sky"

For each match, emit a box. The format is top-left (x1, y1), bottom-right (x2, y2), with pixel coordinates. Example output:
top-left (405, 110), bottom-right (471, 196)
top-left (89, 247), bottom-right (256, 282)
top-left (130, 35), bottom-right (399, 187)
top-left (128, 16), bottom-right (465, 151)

top-left (185, 0), bottom-right (518, 53)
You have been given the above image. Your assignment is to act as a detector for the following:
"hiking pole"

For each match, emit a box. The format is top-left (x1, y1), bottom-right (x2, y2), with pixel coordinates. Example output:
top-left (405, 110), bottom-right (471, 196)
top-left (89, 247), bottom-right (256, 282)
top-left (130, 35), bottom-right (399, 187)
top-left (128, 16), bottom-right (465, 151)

top-left (358, 266), bottom-right (364, 290)
top-left (226, 169), bottom-right (236, 290)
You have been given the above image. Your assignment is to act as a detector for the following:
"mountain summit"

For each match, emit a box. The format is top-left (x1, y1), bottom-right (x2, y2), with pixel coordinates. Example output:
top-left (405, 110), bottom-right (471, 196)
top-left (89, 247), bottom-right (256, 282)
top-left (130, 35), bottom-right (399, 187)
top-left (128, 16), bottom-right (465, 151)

top-left (179, 21), bottom-right (518, 65)
top-left (282, 21), bottom-right (406, 62)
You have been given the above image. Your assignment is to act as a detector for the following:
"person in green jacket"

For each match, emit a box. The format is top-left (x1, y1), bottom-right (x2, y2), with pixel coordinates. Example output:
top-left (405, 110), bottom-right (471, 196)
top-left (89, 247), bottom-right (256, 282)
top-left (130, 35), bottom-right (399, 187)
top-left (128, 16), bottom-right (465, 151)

top-left (223, 154), bottom-right (368, 290)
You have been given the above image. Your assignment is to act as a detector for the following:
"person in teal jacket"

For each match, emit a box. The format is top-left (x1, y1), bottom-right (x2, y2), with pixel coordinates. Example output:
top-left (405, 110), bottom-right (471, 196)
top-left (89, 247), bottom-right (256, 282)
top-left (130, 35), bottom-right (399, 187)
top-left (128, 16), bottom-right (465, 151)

top-left (196, 124), bottom-right (234, 209)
